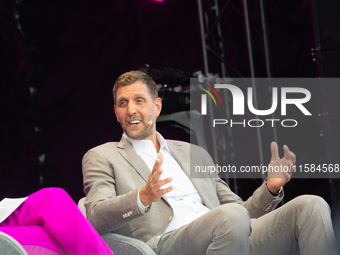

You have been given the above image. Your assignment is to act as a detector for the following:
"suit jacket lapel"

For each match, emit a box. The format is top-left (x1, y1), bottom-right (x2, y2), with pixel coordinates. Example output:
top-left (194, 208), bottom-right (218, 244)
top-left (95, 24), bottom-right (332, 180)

top-left (117, 136), bottom-right (151, 183)
top-left (117, 135), bottom-right (171, 205)
top-left (168, 141), bottom-right (217, 209)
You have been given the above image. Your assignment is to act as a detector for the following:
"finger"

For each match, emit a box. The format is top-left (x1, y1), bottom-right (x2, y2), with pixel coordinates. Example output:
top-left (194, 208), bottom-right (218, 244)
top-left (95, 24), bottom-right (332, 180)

top-left (150, 154), bottom-right (163, 179)
top-left (283, 145), bottom-right (296, 164)
top-left (152, 153), bottom-right (163, 172)
top-left (284, 163), bottom-right (294, 178)
top-left (270, 141), bottom-right (280, 160)
top-left (281, 160), bottom-right (294, 180)
top-left (285, 160), bottom-right (293, 170)
top-left (149, 167), bottom-right (163, 184)
top-left (288, 151), bottom-right (296, 165)
top-left (159, 185), bottom-right (174, 195)
top-left (288, 161), bottom-right (295, 174)
top-left (283, 145), bottom-right (290, 159)
top-left (157, 177), bottom-right (173, 188)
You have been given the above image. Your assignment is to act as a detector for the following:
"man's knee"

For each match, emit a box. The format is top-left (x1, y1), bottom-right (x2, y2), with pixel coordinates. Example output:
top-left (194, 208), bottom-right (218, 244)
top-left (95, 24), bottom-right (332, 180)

top-left (218, 203), bottom-right (250, 220)
top-left (38, 187), bottom-right (70, 202)
top-left (291, 195), bottom-right (330, 214)
top-left (216, 204), bottom-right (251, 234)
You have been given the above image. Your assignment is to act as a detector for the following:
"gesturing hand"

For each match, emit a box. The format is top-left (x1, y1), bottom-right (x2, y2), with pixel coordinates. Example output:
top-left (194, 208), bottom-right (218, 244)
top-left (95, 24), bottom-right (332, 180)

top-left (266, 142), bottom-right (296, 193)
top-left (139, 153), bottom-right (173, 206)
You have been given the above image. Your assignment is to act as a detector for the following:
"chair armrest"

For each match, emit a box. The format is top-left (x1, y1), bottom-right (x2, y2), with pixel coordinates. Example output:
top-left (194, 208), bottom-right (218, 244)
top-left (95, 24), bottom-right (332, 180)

top-left (78, 197), bottom-right (156, 255)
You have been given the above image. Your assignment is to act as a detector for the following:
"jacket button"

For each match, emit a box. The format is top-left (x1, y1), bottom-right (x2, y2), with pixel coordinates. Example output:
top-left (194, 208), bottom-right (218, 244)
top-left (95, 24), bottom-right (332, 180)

top-left (169, 216), bottom-right (172, 222)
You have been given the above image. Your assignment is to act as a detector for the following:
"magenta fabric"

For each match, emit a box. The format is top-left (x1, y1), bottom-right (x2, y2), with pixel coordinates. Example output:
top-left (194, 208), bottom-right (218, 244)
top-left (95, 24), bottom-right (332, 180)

top-left (0, 188), bottom-right (113, 255)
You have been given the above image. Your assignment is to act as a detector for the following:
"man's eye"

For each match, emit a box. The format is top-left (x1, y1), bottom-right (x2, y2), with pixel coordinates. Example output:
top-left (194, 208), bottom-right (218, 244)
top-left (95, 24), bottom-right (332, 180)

top-left (136, 99), bottom-right (144, 103)
top-left (119, 101), bottom-right (127, 106)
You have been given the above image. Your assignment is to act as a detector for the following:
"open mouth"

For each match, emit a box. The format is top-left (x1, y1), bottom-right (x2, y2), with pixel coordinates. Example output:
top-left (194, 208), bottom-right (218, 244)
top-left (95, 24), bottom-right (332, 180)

top-left (128, 120), bottom-right (142, 126)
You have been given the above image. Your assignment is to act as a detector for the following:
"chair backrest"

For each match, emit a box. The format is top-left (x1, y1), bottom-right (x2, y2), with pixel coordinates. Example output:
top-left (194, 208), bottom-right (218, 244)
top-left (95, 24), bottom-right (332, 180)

top-left (0, 231), bottom-right (28, 255)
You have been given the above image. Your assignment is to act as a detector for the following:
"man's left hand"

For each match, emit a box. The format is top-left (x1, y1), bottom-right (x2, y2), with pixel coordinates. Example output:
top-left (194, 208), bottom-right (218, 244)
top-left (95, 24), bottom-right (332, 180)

top-left (266, 142), bottom-right (296, 193)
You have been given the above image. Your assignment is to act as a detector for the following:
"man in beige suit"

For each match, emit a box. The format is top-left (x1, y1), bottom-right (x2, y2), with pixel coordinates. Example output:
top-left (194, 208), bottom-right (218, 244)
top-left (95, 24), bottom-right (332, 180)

top-left (82, 71), bottom-right (339, 255)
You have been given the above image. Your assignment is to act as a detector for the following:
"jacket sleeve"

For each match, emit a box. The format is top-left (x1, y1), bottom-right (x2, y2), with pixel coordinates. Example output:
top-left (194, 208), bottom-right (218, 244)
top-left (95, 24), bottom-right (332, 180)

top-left (82, 148), bottom-right (145, 234)
top-left (215, 177), bottom-right (284, 218)
top-left (197, 145), bottom-right (284, 218)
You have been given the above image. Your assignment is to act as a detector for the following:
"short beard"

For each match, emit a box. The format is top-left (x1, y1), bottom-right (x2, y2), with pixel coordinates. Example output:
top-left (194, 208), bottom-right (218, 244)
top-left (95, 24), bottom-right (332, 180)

top-left (124, 120), bottom-right (154, 140)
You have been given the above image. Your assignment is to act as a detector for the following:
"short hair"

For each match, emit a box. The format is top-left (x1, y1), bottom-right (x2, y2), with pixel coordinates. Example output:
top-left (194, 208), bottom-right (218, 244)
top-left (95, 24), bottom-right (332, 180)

top-left (113, 70), bottom-right (158, 104)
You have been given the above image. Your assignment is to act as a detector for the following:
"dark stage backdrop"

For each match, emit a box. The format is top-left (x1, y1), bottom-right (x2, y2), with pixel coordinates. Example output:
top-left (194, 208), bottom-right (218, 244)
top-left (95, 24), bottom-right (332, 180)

top-left (0, 0), bottom-right (325, 204)
top-left (1, 0), bottom-right (203, 201)
top-left (0, 0), bottom-right (40, 199)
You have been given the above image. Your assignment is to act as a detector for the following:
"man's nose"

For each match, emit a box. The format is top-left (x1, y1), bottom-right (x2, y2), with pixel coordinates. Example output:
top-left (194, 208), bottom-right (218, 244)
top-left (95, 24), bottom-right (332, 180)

top-left (127, 103), bottom-right (137, 115)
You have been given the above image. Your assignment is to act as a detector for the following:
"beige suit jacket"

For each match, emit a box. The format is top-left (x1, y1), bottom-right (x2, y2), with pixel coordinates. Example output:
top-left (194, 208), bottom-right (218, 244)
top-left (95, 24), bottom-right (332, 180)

top-left (82, 135), bottom-right (283, 251)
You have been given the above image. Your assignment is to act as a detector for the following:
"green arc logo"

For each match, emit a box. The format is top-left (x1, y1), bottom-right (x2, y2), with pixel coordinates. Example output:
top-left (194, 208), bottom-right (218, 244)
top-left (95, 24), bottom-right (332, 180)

top-left (197, 82), bottom-right (223, 107)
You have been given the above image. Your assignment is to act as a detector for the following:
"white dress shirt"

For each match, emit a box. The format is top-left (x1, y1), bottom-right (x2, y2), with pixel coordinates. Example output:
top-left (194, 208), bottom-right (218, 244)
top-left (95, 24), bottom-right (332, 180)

top-left (124, 132), bottom-right (210, 234)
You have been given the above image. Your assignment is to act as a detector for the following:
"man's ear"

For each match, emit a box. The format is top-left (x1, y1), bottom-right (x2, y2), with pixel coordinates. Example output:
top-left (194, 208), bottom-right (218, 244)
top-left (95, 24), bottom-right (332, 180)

top-left (114, 105), bottom-right (120, 123)
top-left (155, 97), bottom-right (162, 118)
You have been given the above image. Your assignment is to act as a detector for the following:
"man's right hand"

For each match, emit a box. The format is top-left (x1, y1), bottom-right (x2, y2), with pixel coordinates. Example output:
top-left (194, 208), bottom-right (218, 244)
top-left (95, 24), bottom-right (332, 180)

top-left (139, 153), bottom-right (173, 206)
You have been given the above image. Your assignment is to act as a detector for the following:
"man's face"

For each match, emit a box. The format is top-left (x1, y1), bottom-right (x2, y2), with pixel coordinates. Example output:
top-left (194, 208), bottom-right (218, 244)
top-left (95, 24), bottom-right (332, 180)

top-left (114, 80), bottom-right (161, 140)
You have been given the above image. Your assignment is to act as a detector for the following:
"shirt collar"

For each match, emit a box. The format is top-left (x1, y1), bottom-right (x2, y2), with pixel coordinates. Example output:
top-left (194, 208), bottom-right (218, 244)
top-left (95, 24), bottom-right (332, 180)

top-left (123, 131), bottom-right (170, 156)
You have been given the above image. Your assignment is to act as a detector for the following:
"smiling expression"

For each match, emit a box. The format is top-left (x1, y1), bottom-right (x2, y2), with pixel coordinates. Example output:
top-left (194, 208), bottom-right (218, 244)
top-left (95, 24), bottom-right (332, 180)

top-left (114, 80), bottom-right (162, 142)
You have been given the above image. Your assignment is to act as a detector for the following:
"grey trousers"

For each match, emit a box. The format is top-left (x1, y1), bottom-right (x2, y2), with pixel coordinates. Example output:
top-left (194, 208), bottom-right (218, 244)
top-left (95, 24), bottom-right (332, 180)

top-left (157, 195), bottom-right (339, 255)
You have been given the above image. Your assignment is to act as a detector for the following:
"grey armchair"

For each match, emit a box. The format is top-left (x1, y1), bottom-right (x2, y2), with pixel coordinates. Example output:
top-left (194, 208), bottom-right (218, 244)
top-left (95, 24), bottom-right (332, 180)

top-left (78, 198), bottom-right (156, 255)
top-left (0, 231), bottom-right (27, 255)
